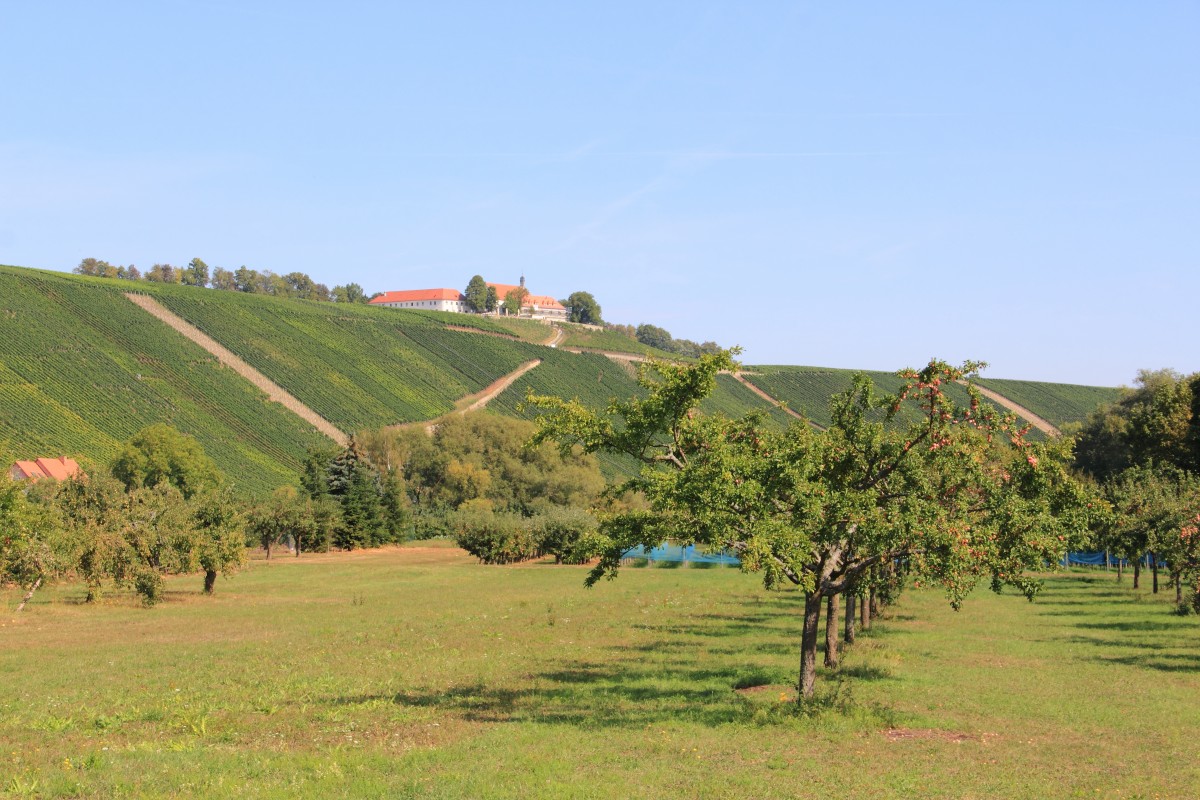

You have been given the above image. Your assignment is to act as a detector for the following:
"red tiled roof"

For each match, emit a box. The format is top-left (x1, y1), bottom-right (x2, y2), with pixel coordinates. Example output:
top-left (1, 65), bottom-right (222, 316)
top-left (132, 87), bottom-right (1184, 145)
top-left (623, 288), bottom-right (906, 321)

top-left (10, 457), bottom-right (82, 482)
top-left (369, 288), bottom-right (465, 304)
top-left (486, 283), bottom-right (565, 310)
top-left (527, 294), bottom-right (565, 310)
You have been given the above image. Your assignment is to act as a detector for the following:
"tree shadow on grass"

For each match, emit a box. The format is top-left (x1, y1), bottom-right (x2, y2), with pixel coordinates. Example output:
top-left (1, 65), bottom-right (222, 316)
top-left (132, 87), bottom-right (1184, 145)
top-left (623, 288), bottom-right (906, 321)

top-left (329, 656), bottom-right (896, 730)
top-left (1073, 620), bottom-right (1182, 633)
top-left (327, 598), bottom-right (897, 730)
top-left (1058, 631), bottom-right (1200, 673)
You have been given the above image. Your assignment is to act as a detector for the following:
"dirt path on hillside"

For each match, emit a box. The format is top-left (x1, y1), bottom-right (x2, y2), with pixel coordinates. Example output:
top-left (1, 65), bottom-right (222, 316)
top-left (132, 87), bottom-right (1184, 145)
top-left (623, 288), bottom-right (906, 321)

top-left (959, 380), bottom-right (1061, 437)
top-left (729, 372), bottom-right (812, 424)
top-left (729, 372), bottom-right (827, 430)
top-left (124, 293), bottom-right (349, 445)
top-left (545, 327), bottom-right (565, 348)
top-left (462, 359), bottom-right (541, 412)
top-left (387, 359), bottom-right (543, 434)
top-left (564, 347), bottom-right (651, 363)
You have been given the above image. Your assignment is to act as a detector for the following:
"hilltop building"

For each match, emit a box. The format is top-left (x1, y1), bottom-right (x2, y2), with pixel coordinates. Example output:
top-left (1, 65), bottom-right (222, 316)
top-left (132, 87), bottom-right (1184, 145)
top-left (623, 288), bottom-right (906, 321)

top-left (367, 288), bottom-right (469, 313)
top-left (369, 276), bottom-right (567, 320)
top-left (9, 456), bottom-right (82, 482)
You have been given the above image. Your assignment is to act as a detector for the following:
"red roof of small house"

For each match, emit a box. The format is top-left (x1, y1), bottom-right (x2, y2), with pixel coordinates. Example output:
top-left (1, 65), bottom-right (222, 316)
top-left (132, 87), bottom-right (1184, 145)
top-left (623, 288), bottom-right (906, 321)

top-left (10, 457), bottom-right (82, 482)
top-left (369, 288), bottom-right (465, 304)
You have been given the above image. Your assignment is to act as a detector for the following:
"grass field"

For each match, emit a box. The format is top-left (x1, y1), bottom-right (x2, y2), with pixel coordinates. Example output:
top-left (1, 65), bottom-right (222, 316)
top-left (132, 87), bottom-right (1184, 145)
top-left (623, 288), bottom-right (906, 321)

top-left (3, 548), bottom-right (1198, 798)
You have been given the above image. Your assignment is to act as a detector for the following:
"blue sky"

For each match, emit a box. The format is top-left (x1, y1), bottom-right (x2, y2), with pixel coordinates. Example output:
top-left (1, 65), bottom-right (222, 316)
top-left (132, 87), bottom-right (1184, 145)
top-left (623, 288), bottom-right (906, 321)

top-left (2, 2), bottom-right (1197, 386)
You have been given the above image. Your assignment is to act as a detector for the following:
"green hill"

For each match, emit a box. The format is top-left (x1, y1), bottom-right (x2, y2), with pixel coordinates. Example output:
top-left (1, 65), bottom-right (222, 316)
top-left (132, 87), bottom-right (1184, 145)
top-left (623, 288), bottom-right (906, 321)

top-left (138, 281), bottom-right (547, 431)
top-left (0, 266), bottom-right (331, 496)
top-left (0, 263), bottom-right (1120, 494)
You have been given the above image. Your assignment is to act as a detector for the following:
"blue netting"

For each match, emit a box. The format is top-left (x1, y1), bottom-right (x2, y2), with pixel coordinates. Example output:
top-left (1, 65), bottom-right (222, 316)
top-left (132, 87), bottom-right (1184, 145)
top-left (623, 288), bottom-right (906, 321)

top-left (621, 542), bottom-right (740, 565)
top-left (1062, 552), bottom-right (1166, 568)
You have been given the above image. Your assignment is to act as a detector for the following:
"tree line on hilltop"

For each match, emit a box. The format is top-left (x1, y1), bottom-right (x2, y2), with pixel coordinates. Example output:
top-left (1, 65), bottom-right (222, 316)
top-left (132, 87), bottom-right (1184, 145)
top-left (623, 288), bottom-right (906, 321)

top-left (74, 257), bottom-right (374, 305)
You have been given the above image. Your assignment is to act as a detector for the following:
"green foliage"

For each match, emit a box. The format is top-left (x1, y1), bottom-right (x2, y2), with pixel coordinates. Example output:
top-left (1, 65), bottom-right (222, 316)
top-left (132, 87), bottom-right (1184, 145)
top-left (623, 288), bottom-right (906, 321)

top-left (0, 265), bottom-right (333, 497)
top-left (533, 506), bottom-right (605, 564)
top-left (564, 291), bottom-right (602, 324)
top-left (108, 483), bottom-right (196, 605)
top-left (111, 424), bottom-right (222, 499)
top-left (453, 509), bottom-right (539, 564)
top-left (1076, 368), bottom-right (1200, 481)
top-left (633, 323), bottom-right (719, 358)
top-left (248, 486), bottom-right (340, 557)
top-left (189, 488), bottom-right (248, 592)
top-left (503, 287), bottom-right (529, 316)
top-left (527, 351), bottom-right (1090, 698)
top-left (464, 275), bottom-right (489, 313)
top-left (1096, 463), bottom-right (1200, 605)
top-left (332, 283), bottom-right (367, 304)
top-left (427, 414), bottom-right (604, 513)
top-left (0, 480), bottom-right (68, 595)
top-left (182, 258), bottom-right (210, 288)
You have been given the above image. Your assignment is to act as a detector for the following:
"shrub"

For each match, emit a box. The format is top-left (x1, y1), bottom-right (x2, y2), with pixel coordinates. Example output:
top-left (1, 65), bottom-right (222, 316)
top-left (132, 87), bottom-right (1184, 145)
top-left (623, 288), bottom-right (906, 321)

top-left (454, 510), bottom-right (540, 564)
top-left (534, 507), bottom-right (606, 564)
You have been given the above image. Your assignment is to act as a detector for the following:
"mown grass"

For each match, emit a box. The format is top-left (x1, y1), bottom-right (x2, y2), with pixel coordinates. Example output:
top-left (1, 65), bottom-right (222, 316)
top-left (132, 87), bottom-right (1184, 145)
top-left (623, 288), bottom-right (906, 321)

top-left (2, 548), bottom-right (1198, 798)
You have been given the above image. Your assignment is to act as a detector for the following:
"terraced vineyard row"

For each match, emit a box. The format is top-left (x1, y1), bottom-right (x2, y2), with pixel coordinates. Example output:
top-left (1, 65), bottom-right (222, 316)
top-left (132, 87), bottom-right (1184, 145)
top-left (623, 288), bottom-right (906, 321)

top-left (140, 283), bottom-right (547, 431)
top-left (974, 378), bottom-right (1121, 428)
top-left (744, 365), bottom-right (990, 431)
top-left (0, 267), bottom-right (331, 495)
top-left (700, 374), bottom-right (798, 430)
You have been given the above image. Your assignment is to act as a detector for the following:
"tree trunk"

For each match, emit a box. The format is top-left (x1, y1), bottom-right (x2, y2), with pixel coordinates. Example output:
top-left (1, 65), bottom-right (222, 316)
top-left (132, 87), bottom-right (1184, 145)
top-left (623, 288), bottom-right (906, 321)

top-left (824, 593), bottom-right (840, 669)
top-left (1175, 572), bottom-right (1183, 606)
top-left (861, 590), bottom-right (872, 631)
top-left (1151, 553), bottom-right (1159, 594)
top-left (1116, 559), bottom-right (1122, 581)
top-left (203, 570), bottom-right (217, 595)
top-left (844, 591), bottom-right (857, 644)
top-left (1133, 561), bottom-right (1140, 590)
top-left (15, 577), bottom-right (42, 613)
top-left (798, 591), bottom-right (823, 700)
top-left (265, 540), bottom-right (272, 560)
top-left (869, 588), bottom-right (879, 617)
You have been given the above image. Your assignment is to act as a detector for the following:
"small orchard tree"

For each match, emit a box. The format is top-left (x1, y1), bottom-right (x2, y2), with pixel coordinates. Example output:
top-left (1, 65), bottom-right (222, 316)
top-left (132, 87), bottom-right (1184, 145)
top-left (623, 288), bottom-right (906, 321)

top-left (48, 473), bottom-right (130, 602)
top-left (528, 351), bottom-right (1090, 699)
top-left (190, 488), bottom-right (247, 593)
top-left (114, 483), bottom-right (197, 605)
top-left (0, 481), bottom-right (69, 611)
